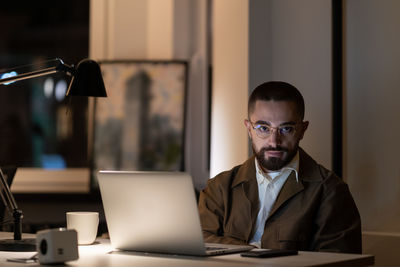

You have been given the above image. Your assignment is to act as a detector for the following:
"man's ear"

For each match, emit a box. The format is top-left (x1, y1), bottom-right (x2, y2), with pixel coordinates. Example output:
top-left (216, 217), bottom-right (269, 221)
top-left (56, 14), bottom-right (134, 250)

top-left (298, 121), bottom-right (309, 140)
top-left (244, 119), bottom-right (252, 138)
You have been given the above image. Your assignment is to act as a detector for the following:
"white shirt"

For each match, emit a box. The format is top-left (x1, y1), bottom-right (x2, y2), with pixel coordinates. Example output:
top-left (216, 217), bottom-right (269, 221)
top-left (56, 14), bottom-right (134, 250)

top-left (249, 152), bottom-right (299, 248)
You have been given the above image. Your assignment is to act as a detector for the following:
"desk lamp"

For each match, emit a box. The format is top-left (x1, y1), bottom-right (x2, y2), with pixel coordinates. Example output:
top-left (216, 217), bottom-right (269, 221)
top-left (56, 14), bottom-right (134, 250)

top-left (0, 58), bottom-right (107, 251)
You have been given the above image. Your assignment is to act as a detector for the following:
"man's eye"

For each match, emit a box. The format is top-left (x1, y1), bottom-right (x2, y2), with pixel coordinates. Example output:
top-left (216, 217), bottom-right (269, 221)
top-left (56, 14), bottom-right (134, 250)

top-left (256, 125), bottom-right (270, 132)
top-left (280, 126), bottom-right (294, 134)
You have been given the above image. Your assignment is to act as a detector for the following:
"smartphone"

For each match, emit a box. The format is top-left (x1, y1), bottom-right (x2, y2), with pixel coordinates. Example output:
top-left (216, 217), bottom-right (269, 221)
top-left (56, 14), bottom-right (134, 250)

top-left (240, 249), bottom-right (298, 258)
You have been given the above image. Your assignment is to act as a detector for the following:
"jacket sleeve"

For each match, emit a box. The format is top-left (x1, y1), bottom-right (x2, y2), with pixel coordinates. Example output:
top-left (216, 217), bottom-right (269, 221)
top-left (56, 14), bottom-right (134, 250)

top-left (312, 175), bottom-right (362, 253)
top-left (198, 178), bottom-right (248, 245)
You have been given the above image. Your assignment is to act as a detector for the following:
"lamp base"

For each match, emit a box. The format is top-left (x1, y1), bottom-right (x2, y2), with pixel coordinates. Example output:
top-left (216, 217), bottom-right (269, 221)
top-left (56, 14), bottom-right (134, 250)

top-left (0, 238), bottom-right (36, 251)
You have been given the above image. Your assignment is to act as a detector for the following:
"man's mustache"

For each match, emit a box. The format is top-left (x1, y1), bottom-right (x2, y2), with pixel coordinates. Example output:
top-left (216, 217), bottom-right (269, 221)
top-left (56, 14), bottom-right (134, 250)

top-left (261, 146), bottom-right (289, 152)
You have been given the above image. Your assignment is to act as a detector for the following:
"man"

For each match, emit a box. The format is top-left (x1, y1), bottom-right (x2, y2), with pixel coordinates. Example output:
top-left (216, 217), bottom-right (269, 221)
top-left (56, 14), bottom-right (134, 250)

top-left (198, 81), bottom-right (361, 253)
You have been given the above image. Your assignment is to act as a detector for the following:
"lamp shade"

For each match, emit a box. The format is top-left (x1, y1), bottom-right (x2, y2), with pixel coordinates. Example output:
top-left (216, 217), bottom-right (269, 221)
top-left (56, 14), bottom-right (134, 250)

top-left (66, 59), bottom-right (107, 97)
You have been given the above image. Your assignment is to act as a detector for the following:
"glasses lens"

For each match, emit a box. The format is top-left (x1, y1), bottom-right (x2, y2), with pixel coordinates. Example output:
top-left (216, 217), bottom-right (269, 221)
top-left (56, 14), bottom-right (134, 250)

top-left (253, 124), bottom-right (271, 138)
top-left (279, 126), bottom-right (295, 136)
top-left (252, 123), bottom-right (296, 138)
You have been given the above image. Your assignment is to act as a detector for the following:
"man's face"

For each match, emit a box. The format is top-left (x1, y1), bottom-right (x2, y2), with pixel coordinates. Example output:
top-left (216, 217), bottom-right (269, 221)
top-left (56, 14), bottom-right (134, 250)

top-left (244, 100), bottom-right (308, 171)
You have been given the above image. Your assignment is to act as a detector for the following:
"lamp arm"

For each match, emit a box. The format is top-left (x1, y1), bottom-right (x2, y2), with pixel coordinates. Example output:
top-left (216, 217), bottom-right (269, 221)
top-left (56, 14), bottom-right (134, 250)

top-left (0, 67), bottom-right (57, 85)
top-left (0, 58), bottom-right (75, 85)
top-left (0, 58), bottom-right (106, 97)
top-left (0, 169), bottom-right (22, 240)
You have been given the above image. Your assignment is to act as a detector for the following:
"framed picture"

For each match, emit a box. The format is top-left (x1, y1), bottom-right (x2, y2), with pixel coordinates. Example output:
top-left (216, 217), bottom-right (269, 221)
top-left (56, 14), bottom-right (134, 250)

top-left (91, 60), bottom-right (188, 185)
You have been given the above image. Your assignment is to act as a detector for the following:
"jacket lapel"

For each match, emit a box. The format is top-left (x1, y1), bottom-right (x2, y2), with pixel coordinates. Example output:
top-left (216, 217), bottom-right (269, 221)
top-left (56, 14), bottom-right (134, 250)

top-left (267, 171), bottom-right (304, 219)
top-left (266, 148), bottom-right (321, 220)
top-left (230, 156), bottom-right (260, 240)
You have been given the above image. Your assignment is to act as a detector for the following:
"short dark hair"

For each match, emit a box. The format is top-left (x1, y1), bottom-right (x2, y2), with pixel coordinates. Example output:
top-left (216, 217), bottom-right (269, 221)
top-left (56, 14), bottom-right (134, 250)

top-left (248, 81), bottom-right (305, 119)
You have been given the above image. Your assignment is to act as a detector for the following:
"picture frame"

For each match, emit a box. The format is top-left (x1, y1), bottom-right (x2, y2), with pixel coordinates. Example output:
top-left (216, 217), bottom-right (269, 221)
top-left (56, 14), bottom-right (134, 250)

top-left (91, 60), bottom-right (188, 186)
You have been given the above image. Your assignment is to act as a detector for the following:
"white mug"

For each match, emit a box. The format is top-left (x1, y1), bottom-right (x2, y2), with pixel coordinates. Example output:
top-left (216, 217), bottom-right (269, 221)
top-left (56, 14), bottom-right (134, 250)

top-left (66, 211), bottom-right (99, 245)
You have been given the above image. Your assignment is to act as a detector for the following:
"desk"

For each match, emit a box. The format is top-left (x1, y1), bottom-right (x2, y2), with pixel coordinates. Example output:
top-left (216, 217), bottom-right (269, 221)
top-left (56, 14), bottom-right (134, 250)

top-left (0, 234), bottom-right (374, 267)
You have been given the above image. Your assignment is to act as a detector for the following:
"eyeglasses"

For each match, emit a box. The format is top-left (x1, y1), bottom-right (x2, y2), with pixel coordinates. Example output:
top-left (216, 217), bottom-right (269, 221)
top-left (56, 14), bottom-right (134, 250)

top-left (248, 120), bottom-right (298, 139)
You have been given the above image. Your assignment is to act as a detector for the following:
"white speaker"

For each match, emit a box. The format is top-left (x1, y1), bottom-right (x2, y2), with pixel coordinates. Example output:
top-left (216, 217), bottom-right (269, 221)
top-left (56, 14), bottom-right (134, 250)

top-left (36, 228), bottom-right (79, 264)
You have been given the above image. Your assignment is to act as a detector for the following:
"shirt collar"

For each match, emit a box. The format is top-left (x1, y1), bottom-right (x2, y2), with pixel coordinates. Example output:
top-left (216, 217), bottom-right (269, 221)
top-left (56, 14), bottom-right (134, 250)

top-left (282, 151), bottom-right (299, 182)
top-left (255, 151), bottom-right (299, 184)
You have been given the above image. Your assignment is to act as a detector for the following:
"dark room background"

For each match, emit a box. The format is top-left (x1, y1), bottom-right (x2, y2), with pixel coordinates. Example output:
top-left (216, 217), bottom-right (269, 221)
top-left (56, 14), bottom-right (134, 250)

top-left (0, 1), bottom-right (90, 169)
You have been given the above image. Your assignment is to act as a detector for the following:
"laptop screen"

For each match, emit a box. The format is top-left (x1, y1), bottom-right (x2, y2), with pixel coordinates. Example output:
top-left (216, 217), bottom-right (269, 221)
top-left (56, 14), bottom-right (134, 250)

top-left (97, 171), bottom-right (207, 255)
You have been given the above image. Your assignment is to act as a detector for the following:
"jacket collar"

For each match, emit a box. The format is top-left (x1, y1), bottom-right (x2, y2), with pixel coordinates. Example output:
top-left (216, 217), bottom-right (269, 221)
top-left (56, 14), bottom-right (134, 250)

top-left (229, 147), bottom-right (322, 219)
top-left (268, 170), bottom-right (304, 217)
top-left (231, 155), bottom-right (257, 188)
top-left (231, 147), bottom-right (320, 187)
top-left (269, 147), bottom-right (322, 218)
top-left (297, 147), bottom-right (323, 182)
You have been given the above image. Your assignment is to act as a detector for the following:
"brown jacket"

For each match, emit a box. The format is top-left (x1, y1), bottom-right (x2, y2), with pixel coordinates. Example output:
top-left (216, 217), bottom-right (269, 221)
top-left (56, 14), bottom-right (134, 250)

top-left (198, 148), bottom-right (362, 253)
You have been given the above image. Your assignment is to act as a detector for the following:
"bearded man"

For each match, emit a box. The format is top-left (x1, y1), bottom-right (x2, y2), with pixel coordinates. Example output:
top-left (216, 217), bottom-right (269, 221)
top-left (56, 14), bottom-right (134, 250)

top-left (198, 81), bottom-right (361, 253)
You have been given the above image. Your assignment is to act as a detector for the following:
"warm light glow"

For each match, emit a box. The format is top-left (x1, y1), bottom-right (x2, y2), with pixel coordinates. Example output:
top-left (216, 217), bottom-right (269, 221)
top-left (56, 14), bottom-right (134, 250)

top-left (78, 241), bottom-right (114, 255)
top-left (210, 0), bottom-right (249, 178)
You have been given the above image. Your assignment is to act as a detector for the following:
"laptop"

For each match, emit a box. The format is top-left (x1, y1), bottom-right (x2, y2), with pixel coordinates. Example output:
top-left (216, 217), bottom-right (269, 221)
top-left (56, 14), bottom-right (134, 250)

top-left (97, 170), bottom-right (253, 256)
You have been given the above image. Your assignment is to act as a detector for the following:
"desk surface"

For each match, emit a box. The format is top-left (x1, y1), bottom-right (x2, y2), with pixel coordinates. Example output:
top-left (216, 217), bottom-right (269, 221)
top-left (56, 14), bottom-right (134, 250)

top-left (0, 234), bottom-right (374, 267)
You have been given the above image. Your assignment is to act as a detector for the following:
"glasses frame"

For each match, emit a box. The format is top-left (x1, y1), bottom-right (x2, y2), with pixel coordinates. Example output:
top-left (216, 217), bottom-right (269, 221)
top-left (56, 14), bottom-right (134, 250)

top-left (247, 120), bottom-right (299, 139)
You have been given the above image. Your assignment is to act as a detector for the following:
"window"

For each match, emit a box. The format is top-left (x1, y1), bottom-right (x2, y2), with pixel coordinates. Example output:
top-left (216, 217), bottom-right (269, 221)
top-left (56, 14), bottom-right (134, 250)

top-left (0, 1), bottom-right (90, 192)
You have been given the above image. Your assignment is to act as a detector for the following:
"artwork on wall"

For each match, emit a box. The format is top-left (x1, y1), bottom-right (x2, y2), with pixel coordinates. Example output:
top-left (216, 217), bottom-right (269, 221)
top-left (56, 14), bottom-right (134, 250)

top-left (92, 60), bottom-right (187, 185)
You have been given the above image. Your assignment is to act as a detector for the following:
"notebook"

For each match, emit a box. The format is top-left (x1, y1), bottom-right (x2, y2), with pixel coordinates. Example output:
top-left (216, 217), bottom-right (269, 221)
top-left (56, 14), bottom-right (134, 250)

top-left (97, 170), bottom-right (253, 256)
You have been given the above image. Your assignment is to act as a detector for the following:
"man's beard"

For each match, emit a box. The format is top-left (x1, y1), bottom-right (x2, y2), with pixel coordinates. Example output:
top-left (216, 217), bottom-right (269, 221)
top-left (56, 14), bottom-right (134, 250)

top-left (253, 143), bottom-right (299, 171)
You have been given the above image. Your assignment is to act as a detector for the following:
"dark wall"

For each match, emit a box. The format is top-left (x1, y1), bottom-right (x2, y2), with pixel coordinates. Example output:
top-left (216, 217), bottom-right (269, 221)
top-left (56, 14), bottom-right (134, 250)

top-left (0, 1), bottom-right (104, 234)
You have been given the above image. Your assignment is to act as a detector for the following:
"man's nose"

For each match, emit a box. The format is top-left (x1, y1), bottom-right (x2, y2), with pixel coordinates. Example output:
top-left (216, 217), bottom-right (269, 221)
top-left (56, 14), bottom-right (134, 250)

top-left (268, 129), bottom-right (281, 146)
